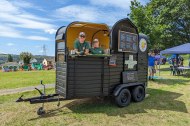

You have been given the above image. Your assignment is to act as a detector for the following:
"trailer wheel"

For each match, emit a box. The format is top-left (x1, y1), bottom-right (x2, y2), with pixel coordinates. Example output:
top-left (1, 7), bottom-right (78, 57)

top-left (37, 107), bottom-right (46, 115)
top-left (115, 88), bottom-right (131, 107)
top-left (132, 86), bottom-right (145, 102)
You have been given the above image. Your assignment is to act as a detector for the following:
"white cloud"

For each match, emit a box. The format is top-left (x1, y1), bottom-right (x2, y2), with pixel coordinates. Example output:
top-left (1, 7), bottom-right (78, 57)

top-left (54, 0), bottom-right (148, 25)
top-left (0, 13), bottom-right (55, 30)
top-left (54, 5), bottom-right (128, 25)
top-left (26, 36), bottom-right (50, 41)
top-left (55, 5), bottom-right (98, 22)
top-left (0, 25), bottom-right (49, 41)
top-left (89, 0), bottom-right (131, 10)
top-left (89, 0), bottom-right (148, 8)
top-left (45, 29), bottom-right (57, 34)
top-left (0, 0), bottom-right (19, 13)
top-left (11, 0), bottom-right (45, 11)
top-left (0, 0), bottom-right (56, 41)
top-left (7, 43), bottom-right (15, 46)
top-left (0, 51), bottom-right (8, 54)
top-left (0, 25), bottom-right (23, 38)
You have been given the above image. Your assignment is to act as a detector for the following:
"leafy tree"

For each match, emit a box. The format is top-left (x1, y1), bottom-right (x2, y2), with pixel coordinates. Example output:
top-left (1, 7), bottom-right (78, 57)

top-left (129, 0), bottom-right (190, 50)
top-left (7, 54), bottom-right (13, 62)
top-left (20, 52), bottom-right (33, 65)
top-left (148, 0), bottom-right (190, 48)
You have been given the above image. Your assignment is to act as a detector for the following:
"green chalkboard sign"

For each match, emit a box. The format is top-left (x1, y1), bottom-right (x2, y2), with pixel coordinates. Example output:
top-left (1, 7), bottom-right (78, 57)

top-left (118, 30), bottom-right (138, 53)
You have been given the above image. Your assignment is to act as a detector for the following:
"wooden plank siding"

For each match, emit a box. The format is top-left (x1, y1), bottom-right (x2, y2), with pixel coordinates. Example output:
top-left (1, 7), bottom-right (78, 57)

top-left (67, 57), bottom-right (105, 98)
top-left (55, 62), bottom-right (67, 97)
top-left (137, 49), bottom-right (148, 84)
top-left (56, 51), bottom-right (147, 99)
top-left (66, 53), bottom-right (123, 98)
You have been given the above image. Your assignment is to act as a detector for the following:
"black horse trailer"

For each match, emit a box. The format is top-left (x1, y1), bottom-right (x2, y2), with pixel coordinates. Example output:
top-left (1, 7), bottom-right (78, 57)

top-left (17, 18), bottom-right (148, 115)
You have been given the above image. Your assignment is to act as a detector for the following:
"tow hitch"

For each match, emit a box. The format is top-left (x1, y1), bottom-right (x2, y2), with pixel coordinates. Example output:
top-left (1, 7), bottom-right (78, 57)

top-left (16, 80), bottom-right (65, 115)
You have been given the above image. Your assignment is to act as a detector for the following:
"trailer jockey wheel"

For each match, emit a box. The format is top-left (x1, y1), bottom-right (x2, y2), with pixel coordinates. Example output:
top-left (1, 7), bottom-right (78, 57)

top-left (37, 107), bottom-right (46, 115)
top-left (115, 88), bottom-right (131, 107)
top-left (132, 86), bottom-right (145, 102)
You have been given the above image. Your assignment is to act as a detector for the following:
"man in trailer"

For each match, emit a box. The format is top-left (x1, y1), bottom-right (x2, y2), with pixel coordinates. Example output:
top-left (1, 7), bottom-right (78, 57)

top-left (90, 39), bottom-right (104, 54)
top-left (74, 32), bottom-right (90, 55)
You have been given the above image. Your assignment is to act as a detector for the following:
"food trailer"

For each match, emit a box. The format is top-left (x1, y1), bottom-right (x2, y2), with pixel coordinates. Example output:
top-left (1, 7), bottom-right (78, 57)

top-left (17, 18), bottom-right (148, 115)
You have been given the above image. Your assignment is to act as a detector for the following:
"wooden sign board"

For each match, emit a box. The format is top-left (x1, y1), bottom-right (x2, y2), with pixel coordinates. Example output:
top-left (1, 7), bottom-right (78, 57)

top-left (122, 71), bottom-right (138, 83)
top-left (109, 55), bottom-right (117, 66)
top-left (118, 30), bottom-right (138, 53)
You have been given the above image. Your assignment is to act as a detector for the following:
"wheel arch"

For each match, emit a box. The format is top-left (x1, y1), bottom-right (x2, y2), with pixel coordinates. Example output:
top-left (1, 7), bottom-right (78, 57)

top-left (113, 82), bottom-right (146, 97)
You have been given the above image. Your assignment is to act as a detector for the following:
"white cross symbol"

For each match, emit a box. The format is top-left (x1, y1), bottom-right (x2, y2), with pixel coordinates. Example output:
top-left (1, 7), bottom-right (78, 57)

top-left (125, 55), bottom-right (137, 69)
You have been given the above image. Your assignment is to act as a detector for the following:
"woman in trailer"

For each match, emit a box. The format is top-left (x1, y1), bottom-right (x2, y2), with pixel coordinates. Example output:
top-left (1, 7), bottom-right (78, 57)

top-left (90, 39), bottom-right (104, 54)
top-left (74, 32), bottom-right (90, 55)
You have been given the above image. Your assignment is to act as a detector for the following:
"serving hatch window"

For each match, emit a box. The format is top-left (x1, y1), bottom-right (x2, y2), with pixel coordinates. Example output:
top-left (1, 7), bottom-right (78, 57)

top-left (66, 22), bottom-right (110, 51)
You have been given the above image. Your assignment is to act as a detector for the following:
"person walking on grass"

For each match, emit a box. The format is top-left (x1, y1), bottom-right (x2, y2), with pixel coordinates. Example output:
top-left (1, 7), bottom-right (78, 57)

top-left (148, 50), bottom-right (156, 80)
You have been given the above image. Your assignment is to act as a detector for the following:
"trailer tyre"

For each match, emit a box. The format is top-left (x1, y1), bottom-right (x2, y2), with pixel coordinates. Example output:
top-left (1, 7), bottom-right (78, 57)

top-left (132, 86), bottom-right (145, 102)
top-left (115, 88), bottom-right (131, 107)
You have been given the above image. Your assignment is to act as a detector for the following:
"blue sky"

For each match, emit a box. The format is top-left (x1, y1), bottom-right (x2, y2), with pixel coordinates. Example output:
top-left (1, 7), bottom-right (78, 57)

top-left (0, 0), bottom-right (149, 56)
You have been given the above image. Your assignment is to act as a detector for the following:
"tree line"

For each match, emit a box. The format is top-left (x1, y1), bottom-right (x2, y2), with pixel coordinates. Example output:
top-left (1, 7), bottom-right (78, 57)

top-left (7, 52), bottom-right (33, 64)
top-left (129, 0), bottom-right (190, 50)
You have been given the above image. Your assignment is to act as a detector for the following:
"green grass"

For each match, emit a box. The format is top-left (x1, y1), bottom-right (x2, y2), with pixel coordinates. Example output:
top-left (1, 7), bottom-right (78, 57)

top-left (0, 70), bottom-right (55, 89)
top-left (0, 66), bottom-right (190, 126)
top-left (0, 56), bottom-right (190, 126)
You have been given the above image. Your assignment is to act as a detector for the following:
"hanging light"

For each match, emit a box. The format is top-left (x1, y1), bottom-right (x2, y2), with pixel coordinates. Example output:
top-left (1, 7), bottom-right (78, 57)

top-left (103, 30), bottom-right (108, 36)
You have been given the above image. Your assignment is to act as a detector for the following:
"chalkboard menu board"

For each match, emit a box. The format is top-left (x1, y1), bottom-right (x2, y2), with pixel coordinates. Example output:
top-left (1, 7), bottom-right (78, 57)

top-left (118, 30), bottom-right (138, 53)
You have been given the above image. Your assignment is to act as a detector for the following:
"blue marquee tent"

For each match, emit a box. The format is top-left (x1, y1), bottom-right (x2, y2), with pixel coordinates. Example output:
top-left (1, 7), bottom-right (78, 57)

top-left (159, 43), bottom-right (190, 76)
top-left (160, 43), bottom-right (190, 54)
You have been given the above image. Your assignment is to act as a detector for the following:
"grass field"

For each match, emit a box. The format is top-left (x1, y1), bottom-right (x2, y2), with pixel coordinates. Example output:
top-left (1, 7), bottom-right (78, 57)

top-left (0, 70), bottom-right (55, 89)
top-left (0, 55), bottom-right (190, 126)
